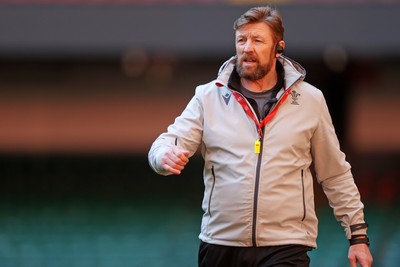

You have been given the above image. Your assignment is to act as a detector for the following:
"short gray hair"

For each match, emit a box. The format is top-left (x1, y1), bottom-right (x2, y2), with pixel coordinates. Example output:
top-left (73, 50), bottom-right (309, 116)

top-left (233, 6), bottom-right (284, 43)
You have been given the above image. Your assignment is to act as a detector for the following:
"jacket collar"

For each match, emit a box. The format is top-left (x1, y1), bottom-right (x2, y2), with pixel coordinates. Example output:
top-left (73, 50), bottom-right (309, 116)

top-left (215, 55), bottom-right (306, 91)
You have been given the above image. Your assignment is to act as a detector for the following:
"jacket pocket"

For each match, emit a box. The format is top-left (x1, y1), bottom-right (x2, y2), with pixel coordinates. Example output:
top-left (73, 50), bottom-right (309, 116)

top-left (301, 169), bottom-right (306, 221)
top-left (207, 165), bottom-right (216, 217)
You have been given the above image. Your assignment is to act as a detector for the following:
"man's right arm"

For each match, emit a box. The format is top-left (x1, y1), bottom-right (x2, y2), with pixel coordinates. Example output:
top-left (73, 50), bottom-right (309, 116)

top-left (148, 90), bottom-right (204, 175)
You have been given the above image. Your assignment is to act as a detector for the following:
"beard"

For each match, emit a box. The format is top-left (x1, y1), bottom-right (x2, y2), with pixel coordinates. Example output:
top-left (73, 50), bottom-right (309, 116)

top-left (236, 54), bottom-right (274, 81)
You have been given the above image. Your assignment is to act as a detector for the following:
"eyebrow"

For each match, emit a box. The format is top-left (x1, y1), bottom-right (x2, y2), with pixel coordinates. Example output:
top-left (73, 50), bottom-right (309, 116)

top-left (236, 33), bottom-right (264, 38)
top-left (236, 33), bottom-right (264, 40)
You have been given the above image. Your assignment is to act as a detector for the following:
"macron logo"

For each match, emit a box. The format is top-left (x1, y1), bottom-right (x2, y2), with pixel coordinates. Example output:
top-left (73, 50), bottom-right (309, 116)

top-left (222, 92), bottom-right (231, 105)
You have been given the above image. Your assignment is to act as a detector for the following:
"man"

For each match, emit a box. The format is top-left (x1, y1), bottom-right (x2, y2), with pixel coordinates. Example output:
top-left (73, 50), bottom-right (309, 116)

top-left (148, 6), bottom-right (373, 267)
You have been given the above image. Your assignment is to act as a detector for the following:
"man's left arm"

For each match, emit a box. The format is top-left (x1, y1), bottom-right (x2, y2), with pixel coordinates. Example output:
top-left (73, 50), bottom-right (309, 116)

top-left (310, 92), bottom-right (373, 266)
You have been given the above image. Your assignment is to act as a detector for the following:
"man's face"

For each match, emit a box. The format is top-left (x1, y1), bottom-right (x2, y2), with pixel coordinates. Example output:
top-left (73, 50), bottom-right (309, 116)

top-left (235, 22), bottom-right (276, 81)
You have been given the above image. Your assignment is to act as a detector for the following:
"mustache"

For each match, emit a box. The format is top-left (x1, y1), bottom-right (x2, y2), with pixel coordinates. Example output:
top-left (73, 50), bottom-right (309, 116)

top-left (239, 54), bottom-right (258, 62)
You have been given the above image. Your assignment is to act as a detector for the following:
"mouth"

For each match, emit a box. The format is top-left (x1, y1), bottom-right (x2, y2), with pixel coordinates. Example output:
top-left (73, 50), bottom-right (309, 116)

top-left (241, 56), bottom-right (258, 65)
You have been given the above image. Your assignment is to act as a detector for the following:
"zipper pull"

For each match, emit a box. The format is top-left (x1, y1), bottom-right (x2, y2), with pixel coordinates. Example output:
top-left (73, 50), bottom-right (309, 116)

top-left (254, 139), bottom-right (261, 154)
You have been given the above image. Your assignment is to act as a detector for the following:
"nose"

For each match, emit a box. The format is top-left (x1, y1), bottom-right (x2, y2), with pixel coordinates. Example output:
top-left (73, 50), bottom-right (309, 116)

top-left (243, 40), bottom-right (254, 53)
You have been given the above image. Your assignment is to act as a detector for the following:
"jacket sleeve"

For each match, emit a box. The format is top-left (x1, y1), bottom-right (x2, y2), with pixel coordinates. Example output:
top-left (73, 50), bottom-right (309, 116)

top-left (148, 88), bottom-right (204, 176)
top-left (311, 91), bottom-right (367, 239)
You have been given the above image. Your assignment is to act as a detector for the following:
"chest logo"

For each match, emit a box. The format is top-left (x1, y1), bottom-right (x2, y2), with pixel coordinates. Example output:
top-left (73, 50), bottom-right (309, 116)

top-left (222, 92), bottom-right (231, 105)
top-left (290, 90), bottom-right (300, 105)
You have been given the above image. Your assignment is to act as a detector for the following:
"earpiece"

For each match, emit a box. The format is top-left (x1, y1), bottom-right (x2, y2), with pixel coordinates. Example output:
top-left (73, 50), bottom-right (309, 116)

top-left (276, 44), bottom-right (284, 54)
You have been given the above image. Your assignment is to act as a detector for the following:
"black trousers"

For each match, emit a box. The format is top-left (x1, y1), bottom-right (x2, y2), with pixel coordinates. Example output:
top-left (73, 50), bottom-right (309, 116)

top-left (198, 241), bottom-right (312, 267)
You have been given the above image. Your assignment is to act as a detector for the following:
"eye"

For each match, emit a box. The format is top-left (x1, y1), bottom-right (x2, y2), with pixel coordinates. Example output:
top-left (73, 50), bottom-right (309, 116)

top-left (236, 37), bottom-right (246, 45)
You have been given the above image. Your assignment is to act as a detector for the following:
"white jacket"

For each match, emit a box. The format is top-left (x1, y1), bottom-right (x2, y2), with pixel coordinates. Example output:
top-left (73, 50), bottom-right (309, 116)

top-left (148, 56), bottom-right (367, 248)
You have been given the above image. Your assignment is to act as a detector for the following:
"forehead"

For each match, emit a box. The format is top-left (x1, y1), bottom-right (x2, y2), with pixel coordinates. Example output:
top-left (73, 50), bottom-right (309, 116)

top-left (235, 22), bottom-right (273, 39)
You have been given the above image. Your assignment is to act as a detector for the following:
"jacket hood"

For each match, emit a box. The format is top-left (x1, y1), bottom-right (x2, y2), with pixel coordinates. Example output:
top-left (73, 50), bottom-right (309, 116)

top-left (215, 55), bottom-right (306, 90)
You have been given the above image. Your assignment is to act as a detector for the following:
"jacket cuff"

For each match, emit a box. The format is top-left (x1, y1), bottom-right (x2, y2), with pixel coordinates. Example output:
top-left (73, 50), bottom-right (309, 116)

top-left (149, 146), bottom-right (173, 176)
top-left (349, 222), bottom-right (368, 236)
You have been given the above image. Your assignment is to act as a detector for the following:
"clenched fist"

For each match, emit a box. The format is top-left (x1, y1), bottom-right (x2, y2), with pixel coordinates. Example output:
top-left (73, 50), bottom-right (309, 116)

top-left (161, 145), bottom-right (190, 175)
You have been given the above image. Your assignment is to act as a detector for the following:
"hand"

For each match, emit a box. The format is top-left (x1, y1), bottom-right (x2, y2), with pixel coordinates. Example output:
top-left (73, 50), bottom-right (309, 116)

top-left (161, 145), bottom-right (190, 175)
top-left (348, 244), bottom-right (373, 267)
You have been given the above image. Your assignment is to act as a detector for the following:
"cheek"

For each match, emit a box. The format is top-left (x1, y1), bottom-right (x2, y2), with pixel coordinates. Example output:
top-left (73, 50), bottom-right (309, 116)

top-left (236, 46), bottom-right (243, 55)
top-left (260, 47), bottom-right (276, 61)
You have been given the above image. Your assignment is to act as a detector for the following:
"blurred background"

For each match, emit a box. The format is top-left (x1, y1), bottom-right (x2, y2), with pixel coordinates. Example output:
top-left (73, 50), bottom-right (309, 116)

top-left (0, 1), bottom-right (399, 266)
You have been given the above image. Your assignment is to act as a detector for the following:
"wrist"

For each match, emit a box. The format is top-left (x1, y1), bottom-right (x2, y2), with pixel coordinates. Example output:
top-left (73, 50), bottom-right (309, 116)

top-left (349, 234), bottom-right (370, 247)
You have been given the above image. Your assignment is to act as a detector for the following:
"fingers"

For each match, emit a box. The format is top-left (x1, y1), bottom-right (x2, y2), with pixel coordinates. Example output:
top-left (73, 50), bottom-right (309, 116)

top-left (161, 146), bottom-right (190, 175)
top-left (348, 256), bottom-right (357, 267)
top-left (173, 146), bottom-right (190, 163)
